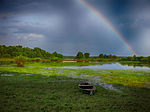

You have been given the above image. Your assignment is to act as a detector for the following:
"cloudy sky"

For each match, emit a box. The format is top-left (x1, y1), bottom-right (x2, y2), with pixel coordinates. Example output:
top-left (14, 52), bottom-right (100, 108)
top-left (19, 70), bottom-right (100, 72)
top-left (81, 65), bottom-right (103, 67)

top-left (0, 0), bottom-right (150, 56)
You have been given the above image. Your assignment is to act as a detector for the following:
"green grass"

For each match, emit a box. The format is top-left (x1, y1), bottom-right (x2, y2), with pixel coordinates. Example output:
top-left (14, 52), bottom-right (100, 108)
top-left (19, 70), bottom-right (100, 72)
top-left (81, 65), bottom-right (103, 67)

top-left (0, 61), bottom-right (113, 68)
top-left (0, 62), bottom-right (150, 111)
top-left (0, 65), bottom-right (150, 88)
top-left (0, 74), bottom-right (150, 112)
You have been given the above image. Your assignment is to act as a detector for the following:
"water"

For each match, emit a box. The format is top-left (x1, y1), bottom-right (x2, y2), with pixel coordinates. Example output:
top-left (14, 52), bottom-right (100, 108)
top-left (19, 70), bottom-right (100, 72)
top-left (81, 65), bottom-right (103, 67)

top-left (0, 73), bottom-right (36, 76)
top-left (63, 61), bottom-right (76, 62)
top-left (0, 74), bottom-right (15, 76)
top-left (43, 63), bottom-right (150, 70)
top-left (68, 74), bottom-right (121, 92)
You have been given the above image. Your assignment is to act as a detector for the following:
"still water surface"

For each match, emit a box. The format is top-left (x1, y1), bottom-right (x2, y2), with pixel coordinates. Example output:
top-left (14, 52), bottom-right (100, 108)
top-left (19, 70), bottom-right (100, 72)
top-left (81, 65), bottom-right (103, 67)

top-left (45, 63), bottom-right (150, 70)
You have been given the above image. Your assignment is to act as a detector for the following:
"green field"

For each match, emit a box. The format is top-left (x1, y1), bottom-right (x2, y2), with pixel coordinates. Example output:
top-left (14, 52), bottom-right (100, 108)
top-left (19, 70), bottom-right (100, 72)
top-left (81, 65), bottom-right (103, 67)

top-left (0, 62), bottom-right (150, 111)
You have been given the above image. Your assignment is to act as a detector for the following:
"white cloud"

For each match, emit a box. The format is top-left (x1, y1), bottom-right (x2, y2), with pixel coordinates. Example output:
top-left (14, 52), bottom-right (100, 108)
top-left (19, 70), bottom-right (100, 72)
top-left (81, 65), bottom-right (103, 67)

top-left (28, 33), bottom-right (44, 39)
top-left (16, 33), bottom-right (45, 40)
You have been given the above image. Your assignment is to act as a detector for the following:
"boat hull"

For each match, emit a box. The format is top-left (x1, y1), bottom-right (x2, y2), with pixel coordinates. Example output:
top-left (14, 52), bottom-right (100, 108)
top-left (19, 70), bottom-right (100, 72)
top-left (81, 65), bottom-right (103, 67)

top-left (78, 83), bottom-right (96, 95)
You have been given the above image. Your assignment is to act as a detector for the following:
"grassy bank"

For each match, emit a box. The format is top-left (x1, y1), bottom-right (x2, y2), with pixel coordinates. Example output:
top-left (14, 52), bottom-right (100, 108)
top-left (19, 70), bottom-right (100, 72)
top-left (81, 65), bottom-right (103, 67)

top-left (0, 64), bottom-right (150, 88)
top-left (0, 74), bottom-right (150, 111)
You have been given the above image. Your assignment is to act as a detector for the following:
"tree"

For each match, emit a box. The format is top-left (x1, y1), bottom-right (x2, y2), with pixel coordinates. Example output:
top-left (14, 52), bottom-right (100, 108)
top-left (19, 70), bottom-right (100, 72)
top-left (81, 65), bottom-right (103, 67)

top-left (112, 55), bottom-right (118, 59)
top-left (133, 54), bottom-right (137, 61)
top-left (52, 52), bottom-right (58, 57)
top-left (57, 53), bottom-right (64, 58)
top-left (109, 54), bottom-right (112, 59)
top-left (120, 57), bottom-right (128, 61)
top-left (127, 56), bottom-right (132, 61)
top-left (103, 54), bottom-right (108, 59)
top-left (99, 54), bottom-right (104, 58)
top-left (84, 53), bottom-right (90, 58)
top-left (0, 45), bottom-right (63, 58)
top-left (76, 52), bottom-right (84, 59)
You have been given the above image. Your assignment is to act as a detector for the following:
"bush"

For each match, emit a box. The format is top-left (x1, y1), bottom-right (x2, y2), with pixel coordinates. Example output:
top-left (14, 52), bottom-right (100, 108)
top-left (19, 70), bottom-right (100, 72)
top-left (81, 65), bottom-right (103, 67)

top-left (15, 55), bottom-right (28, 67)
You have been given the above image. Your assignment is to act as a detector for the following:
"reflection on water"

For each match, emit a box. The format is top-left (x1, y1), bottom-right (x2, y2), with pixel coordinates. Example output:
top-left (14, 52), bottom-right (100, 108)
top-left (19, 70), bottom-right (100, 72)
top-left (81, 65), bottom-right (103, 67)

top-left (119, 62), bottom-right (150, 68)
top-left (0, 73), bottom-right (36, 76)
top-left (43, 63), bottom-right (150, 70)
top-left (0, 74), bottom-right (15, 76)
top-left (63, 61), bottom-right (76, 62)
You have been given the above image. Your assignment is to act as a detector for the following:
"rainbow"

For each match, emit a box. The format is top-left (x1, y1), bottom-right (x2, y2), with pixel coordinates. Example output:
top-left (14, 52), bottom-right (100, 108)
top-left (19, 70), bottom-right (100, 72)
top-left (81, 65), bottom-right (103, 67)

top-left (78, 0), bottom-right (137, 55)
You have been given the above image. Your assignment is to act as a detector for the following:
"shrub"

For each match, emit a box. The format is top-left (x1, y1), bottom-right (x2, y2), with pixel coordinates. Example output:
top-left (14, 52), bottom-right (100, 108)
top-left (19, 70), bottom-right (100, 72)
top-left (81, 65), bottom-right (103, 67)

top-left (15, 55), bottom-right (28, 67)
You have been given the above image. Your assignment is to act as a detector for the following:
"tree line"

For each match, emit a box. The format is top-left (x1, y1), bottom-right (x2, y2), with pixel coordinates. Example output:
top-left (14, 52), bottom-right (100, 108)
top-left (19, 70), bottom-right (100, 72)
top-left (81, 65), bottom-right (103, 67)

top-left (76, 51), bottom-right (150, 62)
top-left (119, 55), bottom-right (150, 62)
top-left (0, 45), bottom-right (149, 63)
top-left (76, 52), bottom-right (117, 59)
top-left (0, 45), bottom-right (63, 59)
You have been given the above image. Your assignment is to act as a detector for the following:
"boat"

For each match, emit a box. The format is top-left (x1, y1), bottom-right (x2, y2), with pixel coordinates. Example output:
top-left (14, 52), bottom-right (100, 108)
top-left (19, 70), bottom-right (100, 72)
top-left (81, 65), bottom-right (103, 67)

top-left (78, 82), bottom-right (96, 95)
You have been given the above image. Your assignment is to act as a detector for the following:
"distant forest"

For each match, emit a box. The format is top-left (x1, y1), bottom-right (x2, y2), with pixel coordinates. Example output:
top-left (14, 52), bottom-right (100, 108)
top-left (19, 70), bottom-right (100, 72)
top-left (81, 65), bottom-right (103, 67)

top-left (0, 45), bottom-right (63, 58)
top-left (75, 51), bottom-right (150, 62)
top-left (0, 45), bottom-right (150, 63)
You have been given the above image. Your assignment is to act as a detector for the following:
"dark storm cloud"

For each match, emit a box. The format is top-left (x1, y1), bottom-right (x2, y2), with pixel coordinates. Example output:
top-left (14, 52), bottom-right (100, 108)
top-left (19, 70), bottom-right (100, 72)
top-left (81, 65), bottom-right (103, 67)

top-left (0, 0), bottom-right (150, 56)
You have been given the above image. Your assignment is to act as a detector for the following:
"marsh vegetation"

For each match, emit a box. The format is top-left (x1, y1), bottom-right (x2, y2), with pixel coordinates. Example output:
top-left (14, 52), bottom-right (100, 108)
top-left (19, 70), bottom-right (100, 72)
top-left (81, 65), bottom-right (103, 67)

top-left (0, 45), bottom-right (150, 111)
top-left (0, 70), bottom-right (150, 111)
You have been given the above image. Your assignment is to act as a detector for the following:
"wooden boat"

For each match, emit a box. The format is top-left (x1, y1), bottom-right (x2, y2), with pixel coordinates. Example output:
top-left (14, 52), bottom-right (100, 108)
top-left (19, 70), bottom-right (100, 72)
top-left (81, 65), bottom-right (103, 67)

top-left (78, 82), bottom-right (96, 95)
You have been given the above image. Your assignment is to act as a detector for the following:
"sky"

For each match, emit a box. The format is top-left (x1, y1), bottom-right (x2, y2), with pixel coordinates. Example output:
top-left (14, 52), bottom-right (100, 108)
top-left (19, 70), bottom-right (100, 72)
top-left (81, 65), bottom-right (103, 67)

top-left (0, 0), bottom-right (150, 56)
